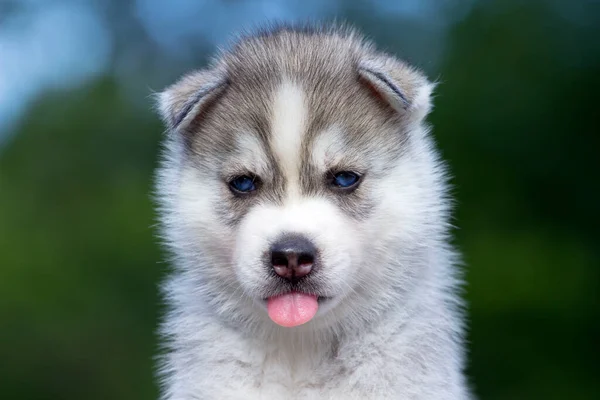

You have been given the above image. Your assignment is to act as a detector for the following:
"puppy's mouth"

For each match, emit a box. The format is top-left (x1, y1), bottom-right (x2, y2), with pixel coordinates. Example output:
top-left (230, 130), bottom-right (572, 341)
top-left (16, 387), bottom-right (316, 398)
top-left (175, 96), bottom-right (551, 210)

top-left (265, 291), bottom-right (327, 327)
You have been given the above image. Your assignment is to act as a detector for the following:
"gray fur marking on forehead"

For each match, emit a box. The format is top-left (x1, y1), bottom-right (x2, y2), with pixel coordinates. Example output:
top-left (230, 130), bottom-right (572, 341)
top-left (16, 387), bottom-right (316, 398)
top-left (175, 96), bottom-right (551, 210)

top-left (156, 25), bottom-right (433, 151)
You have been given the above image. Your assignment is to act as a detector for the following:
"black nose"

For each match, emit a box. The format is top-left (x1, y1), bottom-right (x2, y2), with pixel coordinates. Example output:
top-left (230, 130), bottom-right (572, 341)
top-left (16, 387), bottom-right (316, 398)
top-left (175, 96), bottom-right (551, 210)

top-left (270, 235), bottom-right (317, 281)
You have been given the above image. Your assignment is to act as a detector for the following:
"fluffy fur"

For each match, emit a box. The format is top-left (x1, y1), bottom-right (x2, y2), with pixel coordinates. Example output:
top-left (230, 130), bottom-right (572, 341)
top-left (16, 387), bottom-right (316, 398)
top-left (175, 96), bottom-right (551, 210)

top-left (154, 24), bottom-right (472, 399)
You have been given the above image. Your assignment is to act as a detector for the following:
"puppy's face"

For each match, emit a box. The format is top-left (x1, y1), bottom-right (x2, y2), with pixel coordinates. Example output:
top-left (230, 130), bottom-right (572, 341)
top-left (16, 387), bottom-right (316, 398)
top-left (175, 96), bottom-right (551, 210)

top-left (157, 31), bottom-right (439, 329)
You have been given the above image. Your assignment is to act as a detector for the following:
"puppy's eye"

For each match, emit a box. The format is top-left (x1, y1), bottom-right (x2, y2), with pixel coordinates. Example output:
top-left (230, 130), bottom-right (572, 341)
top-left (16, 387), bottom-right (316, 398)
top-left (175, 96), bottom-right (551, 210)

top-left (331, 171), bottom-right (361, 189)
top-left (229, 175), bottom-right (258, 194)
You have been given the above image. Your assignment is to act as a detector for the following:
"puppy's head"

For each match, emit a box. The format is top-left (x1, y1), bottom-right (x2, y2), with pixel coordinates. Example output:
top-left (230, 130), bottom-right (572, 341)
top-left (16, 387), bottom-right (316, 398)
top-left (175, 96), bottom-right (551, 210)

top-left (156, 26), bottom-right (446, 332)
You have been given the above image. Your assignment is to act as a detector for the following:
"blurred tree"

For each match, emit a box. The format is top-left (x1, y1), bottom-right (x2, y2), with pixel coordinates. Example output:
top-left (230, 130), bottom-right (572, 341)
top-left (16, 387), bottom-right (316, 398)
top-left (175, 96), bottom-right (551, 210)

top-left (0, 79), bottom-right (163, 399)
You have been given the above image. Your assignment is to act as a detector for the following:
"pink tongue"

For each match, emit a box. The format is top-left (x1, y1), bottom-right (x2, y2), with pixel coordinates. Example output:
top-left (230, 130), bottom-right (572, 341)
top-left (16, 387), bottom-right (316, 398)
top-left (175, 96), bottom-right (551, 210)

top-left (267, 292), bottom-right (319, 327)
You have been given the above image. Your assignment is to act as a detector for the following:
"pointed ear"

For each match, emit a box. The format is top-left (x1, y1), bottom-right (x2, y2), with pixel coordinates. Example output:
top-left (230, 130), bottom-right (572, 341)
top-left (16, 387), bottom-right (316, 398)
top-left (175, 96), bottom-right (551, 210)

top-left (358, 57), bottom-right (435, 125)
top-left (156, 69), bottom-right (228, 132)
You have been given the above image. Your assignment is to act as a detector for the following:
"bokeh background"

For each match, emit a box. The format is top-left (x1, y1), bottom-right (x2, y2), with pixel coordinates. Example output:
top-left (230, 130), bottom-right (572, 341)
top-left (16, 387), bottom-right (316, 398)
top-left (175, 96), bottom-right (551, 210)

top-left (1, 0), bottom-right (598, 399)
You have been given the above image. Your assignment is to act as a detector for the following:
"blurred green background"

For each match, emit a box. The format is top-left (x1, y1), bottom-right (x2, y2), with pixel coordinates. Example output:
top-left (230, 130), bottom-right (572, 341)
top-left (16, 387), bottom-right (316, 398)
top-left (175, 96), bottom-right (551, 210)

top-left (0, 0), bottom-right (598, 399)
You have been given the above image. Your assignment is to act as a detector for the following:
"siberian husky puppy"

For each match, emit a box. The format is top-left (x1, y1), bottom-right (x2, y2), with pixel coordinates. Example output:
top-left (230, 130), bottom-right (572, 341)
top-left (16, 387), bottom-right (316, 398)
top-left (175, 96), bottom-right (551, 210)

top-left (155, 24), bottom-right (472, 399)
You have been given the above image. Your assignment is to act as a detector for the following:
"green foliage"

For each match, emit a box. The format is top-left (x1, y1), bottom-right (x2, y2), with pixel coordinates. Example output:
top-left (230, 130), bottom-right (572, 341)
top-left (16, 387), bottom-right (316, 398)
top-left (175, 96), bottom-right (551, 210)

top-left (0, 79), bottom-right (163, 399)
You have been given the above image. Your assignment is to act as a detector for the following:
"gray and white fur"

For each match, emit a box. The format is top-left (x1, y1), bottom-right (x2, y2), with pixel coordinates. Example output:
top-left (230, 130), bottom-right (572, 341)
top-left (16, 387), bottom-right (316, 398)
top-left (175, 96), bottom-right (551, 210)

top-left (154, 24), bottom-right (472, 399)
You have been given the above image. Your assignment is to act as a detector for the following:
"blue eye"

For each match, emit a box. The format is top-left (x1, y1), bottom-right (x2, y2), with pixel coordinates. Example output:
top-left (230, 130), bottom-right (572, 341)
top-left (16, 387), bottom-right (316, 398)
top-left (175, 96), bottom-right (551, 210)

top-left (332, 171), bottom-right (360, 189)
top-left (229, 175), bottom-right (257, 193)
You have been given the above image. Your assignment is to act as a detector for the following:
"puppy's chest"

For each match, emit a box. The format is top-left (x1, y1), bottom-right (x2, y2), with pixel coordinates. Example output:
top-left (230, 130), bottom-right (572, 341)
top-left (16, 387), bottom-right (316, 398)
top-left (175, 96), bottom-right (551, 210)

top-left (219, 346), bottom-right (347, 398)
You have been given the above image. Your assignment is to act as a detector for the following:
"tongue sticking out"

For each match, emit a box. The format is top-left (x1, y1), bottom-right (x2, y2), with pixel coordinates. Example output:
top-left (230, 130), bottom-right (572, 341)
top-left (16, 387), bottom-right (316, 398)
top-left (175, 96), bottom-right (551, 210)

top-left (267, 292), bottom-right (318, 327)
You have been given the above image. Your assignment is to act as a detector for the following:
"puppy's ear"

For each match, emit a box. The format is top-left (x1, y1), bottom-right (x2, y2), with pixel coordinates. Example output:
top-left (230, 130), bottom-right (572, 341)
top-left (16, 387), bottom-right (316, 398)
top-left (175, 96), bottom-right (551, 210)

top-left (358, 57), bottom-right (435, 125)
top-left (156, 69), bottom-right (228, 132)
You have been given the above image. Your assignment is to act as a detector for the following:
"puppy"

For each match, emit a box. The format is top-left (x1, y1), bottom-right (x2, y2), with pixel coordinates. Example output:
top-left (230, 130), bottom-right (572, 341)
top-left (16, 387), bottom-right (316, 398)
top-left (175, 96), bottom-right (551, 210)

top-left (154, 24), bottom-right (471, 399)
